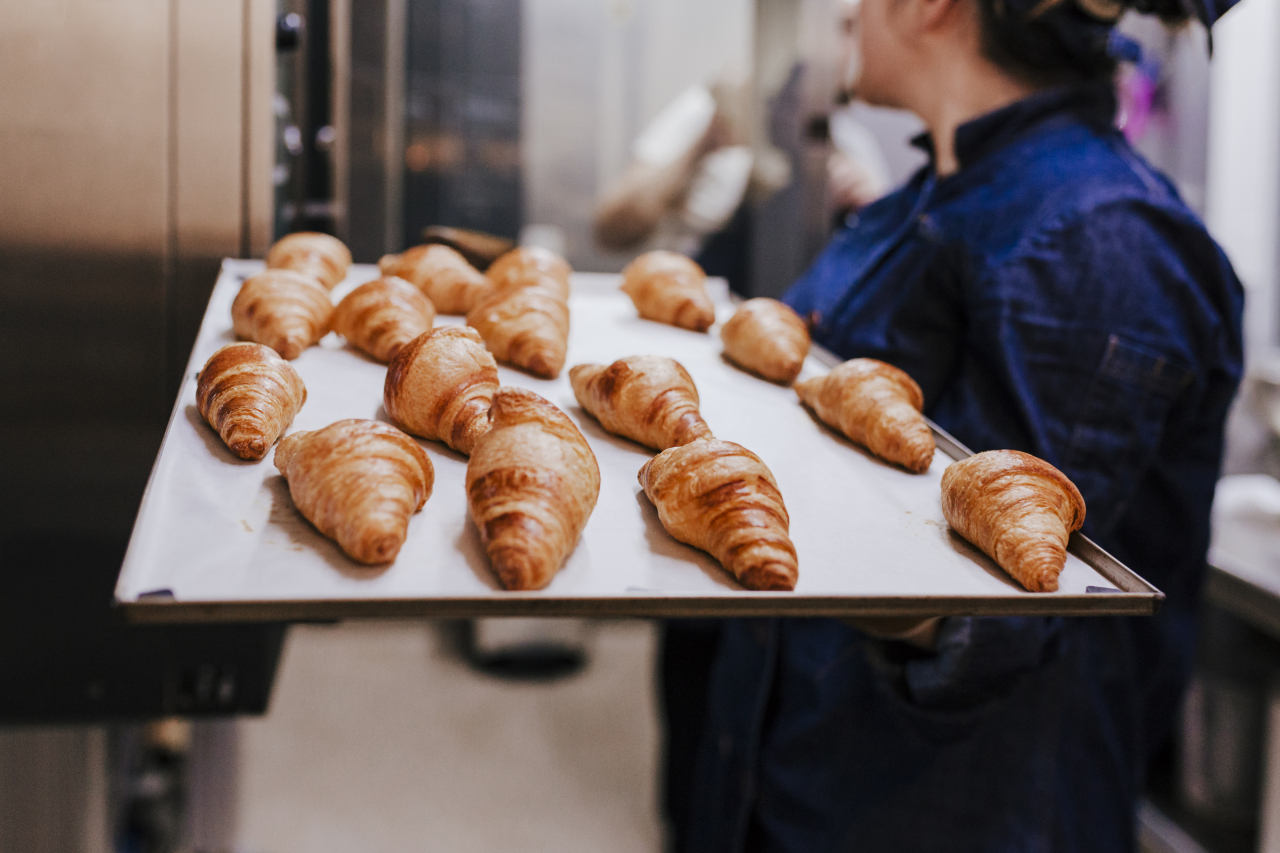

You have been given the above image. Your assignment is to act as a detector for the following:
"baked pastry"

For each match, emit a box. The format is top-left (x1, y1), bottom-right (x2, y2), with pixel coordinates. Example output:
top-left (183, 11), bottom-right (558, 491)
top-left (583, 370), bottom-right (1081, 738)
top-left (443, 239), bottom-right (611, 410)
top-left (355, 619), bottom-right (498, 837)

top-left (384, 326), bottom-right (499, 455)
top-left (721, 298), bottom-right (811, 384)
top-left (795, 358), bottom-right (935, 473)
top-left (332, 276), bottom-right (435, 363)
top-left (378, 244), bottom-right (491, 314)
top-left (274, 419), bottom-right (435, 565)
top-left (265, 232), bottom-right (352, 290)
top-left (486, 246), bottom-right (573, 296)
top-left (467, 273), bottom-right (570, 380)
top-left (465, 387), bottom-right (600, 591)
top-left (639, 439), bottom-right (797, 591)
top-left (196, 342), bottom-right (307, 461)
top-left (569, 355), bottom-right (713, 450)
top-left (620, 251), bottom-right (715, 332)
top-left (231, 269), bottom-right (334, 360)
top-left (941, 449), bottom-right (1086, 593)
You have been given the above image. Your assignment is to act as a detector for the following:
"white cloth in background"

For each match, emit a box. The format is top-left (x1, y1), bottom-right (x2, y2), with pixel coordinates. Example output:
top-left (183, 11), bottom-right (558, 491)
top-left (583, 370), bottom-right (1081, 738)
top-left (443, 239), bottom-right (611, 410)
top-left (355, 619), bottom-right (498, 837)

top-left (829, 104), bottom-right (893, 200)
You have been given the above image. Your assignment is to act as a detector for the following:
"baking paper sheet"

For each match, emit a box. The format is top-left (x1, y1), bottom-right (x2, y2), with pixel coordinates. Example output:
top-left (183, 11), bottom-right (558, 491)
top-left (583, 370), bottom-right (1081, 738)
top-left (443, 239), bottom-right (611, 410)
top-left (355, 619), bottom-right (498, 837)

top-left (114, 261), bottom-right (1158, 621)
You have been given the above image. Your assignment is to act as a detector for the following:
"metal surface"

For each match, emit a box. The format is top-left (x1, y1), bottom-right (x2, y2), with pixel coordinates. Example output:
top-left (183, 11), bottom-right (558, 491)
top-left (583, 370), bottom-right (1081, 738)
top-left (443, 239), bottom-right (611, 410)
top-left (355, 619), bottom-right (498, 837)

top-left (340, 0), bottom-right (407, 261)
top-left (114, 262), bottom-right (1161, 623)
top-left (0, 0), bottom-right (274, 537)
top-left (1208, 511), bottom-right (1280, 640)
top-left (0, 0), bottom-right (283, 721)
top-left (402, 0), bottom-right (523, 243)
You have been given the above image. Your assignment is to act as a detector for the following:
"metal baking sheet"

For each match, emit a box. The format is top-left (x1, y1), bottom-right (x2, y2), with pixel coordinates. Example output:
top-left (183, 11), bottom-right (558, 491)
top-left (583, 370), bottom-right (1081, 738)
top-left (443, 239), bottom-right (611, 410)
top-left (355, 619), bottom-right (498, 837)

top-left (114, 260), bottom-right (1162, 623)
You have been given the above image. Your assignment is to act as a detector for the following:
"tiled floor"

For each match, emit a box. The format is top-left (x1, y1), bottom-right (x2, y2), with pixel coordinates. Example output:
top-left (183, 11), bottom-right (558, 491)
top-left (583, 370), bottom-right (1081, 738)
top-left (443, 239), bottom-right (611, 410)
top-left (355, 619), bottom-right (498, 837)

top-left (233, 620), bottom-right (664, 853)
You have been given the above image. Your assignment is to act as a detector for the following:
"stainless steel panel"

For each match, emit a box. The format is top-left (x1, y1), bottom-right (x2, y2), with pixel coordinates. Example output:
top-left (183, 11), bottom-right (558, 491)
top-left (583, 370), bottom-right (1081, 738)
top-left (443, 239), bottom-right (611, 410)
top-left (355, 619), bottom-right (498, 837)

top-left (0, 0), bottom-right (172, 539)
top-left (342, 0), bottom-right (407, 261)
top-left (0, 0), bottom-right (286, 725)
top-left (0, 0), bottom-right (274, 538)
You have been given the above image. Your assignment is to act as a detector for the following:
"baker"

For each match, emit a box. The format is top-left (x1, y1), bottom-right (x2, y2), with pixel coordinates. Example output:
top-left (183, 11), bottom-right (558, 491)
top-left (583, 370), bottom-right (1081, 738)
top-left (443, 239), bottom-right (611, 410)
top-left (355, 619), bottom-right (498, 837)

top-left (666, 0), bottom-right (1246, 849)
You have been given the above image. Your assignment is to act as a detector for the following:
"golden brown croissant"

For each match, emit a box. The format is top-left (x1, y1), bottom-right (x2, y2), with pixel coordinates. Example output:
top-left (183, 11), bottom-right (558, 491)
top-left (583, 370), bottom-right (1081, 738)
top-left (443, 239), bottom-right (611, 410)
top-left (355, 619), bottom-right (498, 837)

top-left (332, 276), bottom-right (435, 363)
top-left (378, 244), bottom-right (491, 314)
top-left (466, 388), bottom-right (600, 590)
top-left (620, 251), bottom-right (715, 332)
top-left (487, 246), bottom-right (572, 294)
top-left (795, 358), bottom-right (935, 473)
top-left (569, 355), bottom-right (713, 450)
top-left (196, 342), bottom-right (307, 460)
top-left (384, 326), bottom-right (499, 455)
top-left (941, 449), bottom-right (1086, 593)
top-left (274, 419), bottom-right (435, 565)
top-left (231, 269), bottom-right (334, 359)
top-left (639, 439), bottom-right (797, 591)
top-left (266, 232), bottom-right (352, 290)
top-left (467, 279), bottom-right (570, 379)
top-left (721, 298), bottom-right (811, 384)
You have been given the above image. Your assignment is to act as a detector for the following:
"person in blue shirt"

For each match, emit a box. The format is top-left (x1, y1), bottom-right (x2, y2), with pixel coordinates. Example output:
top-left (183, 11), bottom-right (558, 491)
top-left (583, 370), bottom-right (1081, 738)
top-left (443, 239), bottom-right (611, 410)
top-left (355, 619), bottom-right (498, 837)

top-left (663, 0), bottom-right (1247, 850)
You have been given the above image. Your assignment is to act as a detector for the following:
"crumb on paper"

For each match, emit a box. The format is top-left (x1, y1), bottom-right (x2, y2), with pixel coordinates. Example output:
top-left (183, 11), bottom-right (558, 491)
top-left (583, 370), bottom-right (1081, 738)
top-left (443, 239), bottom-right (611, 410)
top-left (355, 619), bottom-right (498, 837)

top-left (240, 520), bottom-right (253, 533)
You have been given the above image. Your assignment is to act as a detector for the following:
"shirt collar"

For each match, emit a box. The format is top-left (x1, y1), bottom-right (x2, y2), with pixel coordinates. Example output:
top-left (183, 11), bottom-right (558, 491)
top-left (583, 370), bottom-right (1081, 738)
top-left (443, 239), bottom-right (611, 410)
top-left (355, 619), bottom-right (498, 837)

top-left (910, 83), bottom-right (1118, 172)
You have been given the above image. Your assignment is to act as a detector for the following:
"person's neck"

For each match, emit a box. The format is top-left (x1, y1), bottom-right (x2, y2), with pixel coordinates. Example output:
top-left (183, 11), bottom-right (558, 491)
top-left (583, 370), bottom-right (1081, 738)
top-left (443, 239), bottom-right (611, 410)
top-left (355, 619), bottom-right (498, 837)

top-left (914, 61), bottom-right (1041, 177)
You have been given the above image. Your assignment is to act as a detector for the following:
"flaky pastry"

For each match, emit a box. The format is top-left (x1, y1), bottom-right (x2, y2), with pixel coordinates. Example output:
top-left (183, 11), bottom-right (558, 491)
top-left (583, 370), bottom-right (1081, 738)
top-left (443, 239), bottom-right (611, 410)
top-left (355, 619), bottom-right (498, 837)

top-left (639, 439), bottom-right (797, 591)
top-left (384, 326), bottom-right (499, 455)
top-left (197, 342), bottom-right (307, 460)
top-left (570, 355), bottom-right (713, 450)
top-left (941, 449), bottom-right (1086, 593)
top-left (466, 388), bottom-right (600, 591)
top-left (795, 358), bottom-right (935, 473)
top-left (275, 419), bottom-right (434, 565)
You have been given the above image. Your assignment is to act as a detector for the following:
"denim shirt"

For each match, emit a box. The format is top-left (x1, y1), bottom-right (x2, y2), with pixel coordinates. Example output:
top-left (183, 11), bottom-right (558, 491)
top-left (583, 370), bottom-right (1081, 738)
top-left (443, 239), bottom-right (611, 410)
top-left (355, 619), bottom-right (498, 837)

top-left (688, 86), bottom-right (1244, 853)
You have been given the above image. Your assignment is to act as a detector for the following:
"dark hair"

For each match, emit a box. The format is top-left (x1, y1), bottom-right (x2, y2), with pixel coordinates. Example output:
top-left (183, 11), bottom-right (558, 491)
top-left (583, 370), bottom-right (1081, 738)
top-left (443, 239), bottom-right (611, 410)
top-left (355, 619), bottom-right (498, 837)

top-left (976, 0), bottom-right (1194, 87)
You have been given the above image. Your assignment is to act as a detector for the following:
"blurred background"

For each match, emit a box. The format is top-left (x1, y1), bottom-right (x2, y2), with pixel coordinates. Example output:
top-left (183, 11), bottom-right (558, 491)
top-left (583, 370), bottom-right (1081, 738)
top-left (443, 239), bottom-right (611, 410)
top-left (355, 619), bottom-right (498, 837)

top-left (1, 1), bottom-right (1279, 851)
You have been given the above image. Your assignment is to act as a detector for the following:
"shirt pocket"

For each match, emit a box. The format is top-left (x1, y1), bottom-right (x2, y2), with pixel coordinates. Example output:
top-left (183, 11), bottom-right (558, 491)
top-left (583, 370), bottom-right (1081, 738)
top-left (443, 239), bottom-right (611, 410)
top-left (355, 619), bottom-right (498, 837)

top-left (1060, 334), bottom-right (1193, 535)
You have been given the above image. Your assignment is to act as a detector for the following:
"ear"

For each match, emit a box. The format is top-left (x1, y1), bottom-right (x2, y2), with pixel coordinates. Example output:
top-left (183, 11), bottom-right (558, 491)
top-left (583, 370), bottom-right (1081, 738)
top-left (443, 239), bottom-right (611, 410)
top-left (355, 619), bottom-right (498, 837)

top-left (917, 0), bottom-right (966, 30)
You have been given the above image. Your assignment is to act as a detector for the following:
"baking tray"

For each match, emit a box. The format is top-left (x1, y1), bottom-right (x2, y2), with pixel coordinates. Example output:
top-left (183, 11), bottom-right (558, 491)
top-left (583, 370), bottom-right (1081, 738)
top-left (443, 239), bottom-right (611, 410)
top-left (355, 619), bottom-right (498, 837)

top-left (114, 260), bottom-right (1162, 623)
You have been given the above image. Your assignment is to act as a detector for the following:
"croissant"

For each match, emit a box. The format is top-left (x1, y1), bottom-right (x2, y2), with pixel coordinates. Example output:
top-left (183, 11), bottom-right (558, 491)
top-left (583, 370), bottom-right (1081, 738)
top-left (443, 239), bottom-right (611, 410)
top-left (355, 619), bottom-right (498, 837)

top-left (384, 326), bottom-right (499, 455)
top-left (795, 358), bottom-right (935, 473)
top-left (941, 449), bottom-right (1086, 593)
top-left (467, 279), bottom-right (570, 379)
top-left (231, 269), bottom-right (334, 359)
top-left (721, 298), bottom-right (811, 384)
top-left (569, 355), bottom-right (713, 450)
top-left (639, 439), bottom-right (797, 591)
top-left (487, 246), bottom-right (573, 294)
top-left (378, 244), bottom-right (490, 314)
top-left (266, 232), bottom-right (352, 290)
top-left (332, 276), bottom-right (435, 363)
top-left (196, 342), bottom-right (307, 460)
top-left (466, 387), bottom-right (601, 590)
top-left (620, 251), bottom-right (715, 332)
top-left (274, 419), bottom-right (435, 565)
